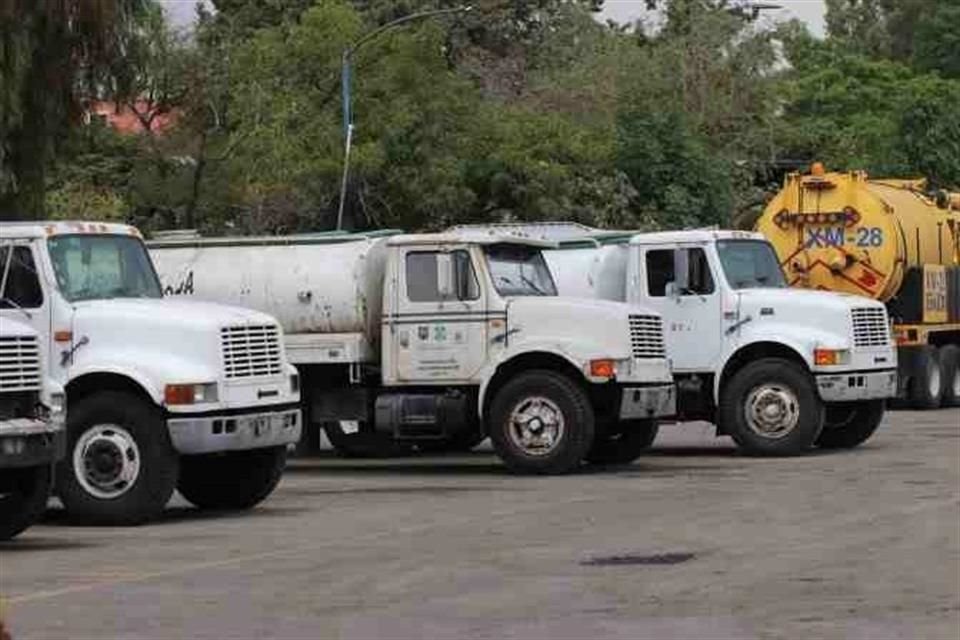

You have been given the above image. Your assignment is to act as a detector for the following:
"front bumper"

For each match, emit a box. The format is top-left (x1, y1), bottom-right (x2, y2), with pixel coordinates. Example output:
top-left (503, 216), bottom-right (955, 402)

top-left (619, 383), bottom-right (676, 420)
top-left (166, 404), bottom-right (302, 455)
top-left (816, 369), bottom-right (897, 402)
top-left (0, 418), bottom-right (66, 469)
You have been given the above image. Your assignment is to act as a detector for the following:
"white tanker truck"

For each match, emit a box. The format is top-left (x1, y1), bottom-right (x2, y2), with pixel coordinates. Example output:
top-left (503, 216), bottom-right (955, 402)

top-left (149, 230), bottom-right (676, 473)
top-left (451, 223), bottom-right (898, 456)
top-left (1, 221), bottom-right (302, 525)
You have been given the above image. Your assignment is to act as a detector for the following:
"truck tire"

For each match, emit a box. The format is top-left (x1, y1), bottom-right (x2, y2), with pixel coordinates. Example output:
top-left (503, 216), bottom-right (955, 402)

top-left (57, 391), bottom-right (178, 525)
top-left (817, 400), bottom-right (885, 449)
top-left (177, 446), bottom-right (286, 510)
top-left (939, 345), bottom-right (960, 407)
top-left (322, 421), bottom-right (410, 458)
top-left (719, 358), bottom-right (823, 456)
top-left (908, 345), bottom-right (943, 409)
top-left (488, 370), bottom-right (594, 475)
top-left (585, 420), bottom-right (659, 465)
top-left (0, 465), bottom-right (52, 540)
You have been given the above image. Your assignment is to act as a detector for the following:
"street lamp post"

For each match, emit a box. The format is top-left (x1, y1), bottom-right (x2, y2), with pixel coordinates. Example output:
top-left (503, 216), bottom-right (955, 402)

top-left (335, 5), bottom-right (472, 231)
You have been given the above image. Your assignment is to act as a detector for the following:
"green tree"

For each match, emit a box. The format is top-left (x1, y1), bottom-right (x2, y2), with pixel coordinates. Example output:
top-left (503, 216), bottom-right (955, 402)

top-left (0, 0), bottom-right (148, 218)
top-left (775, 22), bottom-right (960, 188)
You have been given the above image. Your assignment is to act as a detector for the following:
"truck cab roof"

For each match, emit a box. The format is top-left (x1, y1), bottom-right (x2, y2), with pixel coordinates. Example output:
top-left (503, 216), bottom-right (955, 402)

top-left (389, 231), bottom-right (557, 249)
top-left (628, 229), bottom-right (765, 246)
top-left (1, 220), bottom-right (141, 239)
top-left (446, 223), bottom-right (765, 248)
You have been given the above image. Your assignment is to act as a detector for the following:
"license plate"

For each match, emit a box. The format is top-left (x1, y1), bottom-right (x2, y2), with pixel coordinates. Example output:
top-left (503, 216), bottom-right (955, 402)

top-left (340, 420), bottom-right (360, 435)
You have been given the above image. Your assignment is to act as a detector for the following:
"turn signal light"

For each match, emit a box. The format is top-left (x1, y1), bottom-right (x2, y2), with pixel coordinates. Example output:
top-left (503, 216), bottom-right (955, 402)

top-left (589, 359), bottom-right (616, 379)
top-left (814, 349), bottom-right (848, 366)
top-left (164, 384), bottom-right (195, 405)
top-left (164, 383), bottom-right (218, 405)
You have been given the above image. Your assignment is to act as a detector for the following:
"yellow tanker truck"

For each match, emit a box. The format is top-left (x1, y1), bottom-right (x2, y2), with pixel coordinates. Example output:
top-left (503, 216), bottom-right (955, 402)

top-left (757, 165), bottom-right (960, 409)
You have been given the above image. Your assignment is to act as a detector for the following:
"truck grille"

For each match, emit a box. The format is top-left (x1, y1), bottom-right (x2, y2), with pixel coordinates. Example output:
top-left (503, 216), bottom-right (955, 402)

top-left (851, 307), bottom-right (890, 347)
top-left (0, 335), bottom-right (41, 392)
top-left (629, 315), bottom-right (667, 359)
top-left (220, 325), bottom-right (283, 379)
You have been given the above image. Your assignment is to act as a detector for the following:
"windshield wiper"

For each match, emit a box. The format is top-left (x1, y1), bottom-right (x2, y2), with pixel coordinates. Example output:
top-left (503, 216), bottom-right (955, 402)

top-left (520, 274), bottom-right (547, 295)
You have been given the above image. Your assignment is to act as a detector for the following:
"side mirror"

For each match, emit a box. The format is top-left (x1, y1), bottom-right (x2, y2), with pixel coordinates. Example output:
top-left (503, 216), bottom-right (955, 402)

top-left (436, 253), bottom-right (454, 300)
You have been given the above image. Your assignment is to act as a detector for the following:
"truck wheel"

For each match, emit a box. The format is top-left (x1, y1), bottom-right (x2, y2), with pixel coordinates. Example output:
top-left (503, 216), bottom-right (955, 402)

top-left (0, 465), bottom-right (52, 540)
top-left (177, 446), bottom-right (286, 510)
top-left (585, 420), bottom-right (659, 465)
top-left (719, 358), bottom-right (823, 456)
top-left (817, 400), bottom-right (885, 449)
top-left (908, 346), bottom-right (943, 409)
top-left (488, 370), bottom-right (594, 475)
top-left (322, 421), bottom-right (410, 458)
top-left (57, 391), bottom-right (178, 525)
top-left (939, 345), bottom-right (960, 407)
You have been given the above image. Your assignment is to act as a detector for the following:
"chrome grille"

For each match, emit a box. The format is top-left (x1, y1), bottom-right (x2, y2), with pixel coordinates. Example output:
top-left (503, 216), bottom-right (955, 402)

top-left (0, 335), bottom-right (41, 392)
top-left (220, 325), bottom-right (283, 379)
top-left (629, 315), bottom-right (667, 359)
top-left (851, 307), bottom-right (890, 348)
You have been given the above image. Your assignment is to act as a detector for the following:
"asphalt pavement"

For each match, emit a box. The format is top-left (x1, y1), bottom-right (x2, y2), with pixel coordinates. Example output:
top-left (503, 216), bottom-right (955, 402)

top-left (1, 410), bottom-right (958, 639)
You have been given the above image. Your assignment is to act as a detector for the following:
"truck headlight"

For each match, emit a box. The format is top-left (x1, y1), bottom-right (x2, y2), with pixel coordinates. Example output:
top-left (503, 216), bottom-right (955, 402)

top-left (164, 383), bottom-right (219, 405)
top-left (48, 391), bottom-right (66, 414)
top-left (290, 373), bottom-right (300, 394)
top-left (814, 348), bottom-right (850, 366)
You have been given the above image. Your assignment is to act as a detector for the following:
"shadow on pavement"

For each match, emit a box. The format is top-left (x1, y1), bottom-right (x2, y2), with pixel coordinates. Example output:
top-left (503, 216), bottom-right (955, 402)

top-left (38, 504), bottom-right (308, 528)
top-left (0, 536), bottom-right (102, 553)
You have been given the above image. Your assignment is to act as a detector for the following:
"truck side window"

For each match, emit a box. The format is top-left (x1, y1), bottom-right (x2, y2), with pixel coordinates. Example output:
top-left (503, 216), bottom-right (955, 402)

top-left (646, 250), bottom-right (674, 297)
top-left (406, 250), bottom-right (479, 302)
top-left (452, 251), bottom-right (480, 301)
top-left (0, 246), bottom-right (44, 309)
top-left (688, 248), bottom-right (715, 294)
top-left (645, 248), bottom-right (714, 296)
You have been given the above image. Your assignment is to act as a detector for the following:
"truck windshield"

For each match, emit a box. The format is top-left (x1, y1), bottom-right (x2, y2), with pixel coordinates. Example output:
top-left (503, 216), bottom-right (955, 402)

top-left (47, 235), bottom-right (163, 302)
top-left (717, 240), bottom-right (787, 290)
top-left (484, 244), bottom-right (558, 297)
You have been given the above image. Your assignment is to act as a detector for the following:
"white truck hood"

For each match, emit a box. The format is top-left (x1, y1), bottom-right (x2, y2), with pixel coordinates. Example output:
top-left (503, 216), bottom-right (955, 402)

top-left (733, 287), bottom-right (894, 372)
top-left (71, 298), bottom-right (280, 330)
top-left (736, 287), bottom-right (881, 313)
top-left (0, 315), bottom-right (38, 339)
top-left (503, 296), bottom-right (672, 384)
top-left (67, 298), bottom-right (284, 402)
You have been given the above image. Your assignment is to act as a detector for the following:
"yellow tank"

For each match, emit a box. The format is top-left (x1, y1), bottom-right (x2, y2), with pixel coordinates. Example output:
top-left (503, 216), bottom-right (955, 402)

top-left (757, 167), bottom-right (960, 304)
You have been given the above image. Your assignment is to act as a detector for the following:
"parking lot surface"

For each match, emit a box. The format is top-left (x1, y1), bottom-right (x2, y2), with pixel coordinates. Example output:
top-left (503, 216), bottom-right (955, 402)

top-left (1, 409), bottom-right (958, 639)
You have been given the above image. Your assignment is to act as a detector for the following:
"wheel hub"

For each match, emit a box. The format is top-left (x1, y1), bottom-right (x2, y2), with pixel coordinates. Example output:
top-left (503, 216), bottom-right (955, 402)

top-left (508, 397), bottom-right (565, 456)
top-left (73, 425), bottom-right (141, 499)
top-left (745, 384), bottom-right (800, 439)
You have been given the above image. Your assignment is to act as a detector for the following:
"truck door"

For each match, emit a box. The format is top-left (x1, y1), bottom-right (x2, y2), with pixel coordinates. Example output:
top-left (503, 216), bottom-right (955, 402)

top-left (0, 240), bottom-right (55, 384)
top-left (641, 245), bottom-right (723, 372)
top-left (391, 246), bottom-right (488, 383)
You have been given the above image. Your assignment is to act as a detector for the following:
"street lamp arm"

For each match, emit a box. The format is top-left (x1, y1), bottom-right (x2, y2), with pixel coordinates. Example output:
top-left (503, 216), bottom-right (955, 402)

top-left (336, 4), bottom-right (472, 230)
top-left (346, 5), bottom-right (472, 58)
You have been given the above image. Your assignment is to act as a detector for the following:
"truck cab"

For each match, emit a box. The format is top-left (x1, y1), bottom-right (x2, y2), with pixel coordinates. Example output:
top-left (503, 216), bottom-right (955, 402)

top-left (150, 230), bottom-right (676, 473)
top-left (454, 224), bottom-right (898, 455)
top-left (0, 316), bottom-right (65, 539)
top-left (0, 221), bottom-right (301, 524)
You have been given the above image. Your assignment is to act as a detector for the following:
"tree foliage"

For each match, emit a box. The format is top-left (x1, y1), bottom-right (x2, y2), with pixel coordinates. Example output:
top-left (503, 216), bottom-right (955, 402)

top-left (0, 0), bottom-right (148, 217)
top-left (8, 0), bottom-right (960, 232)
